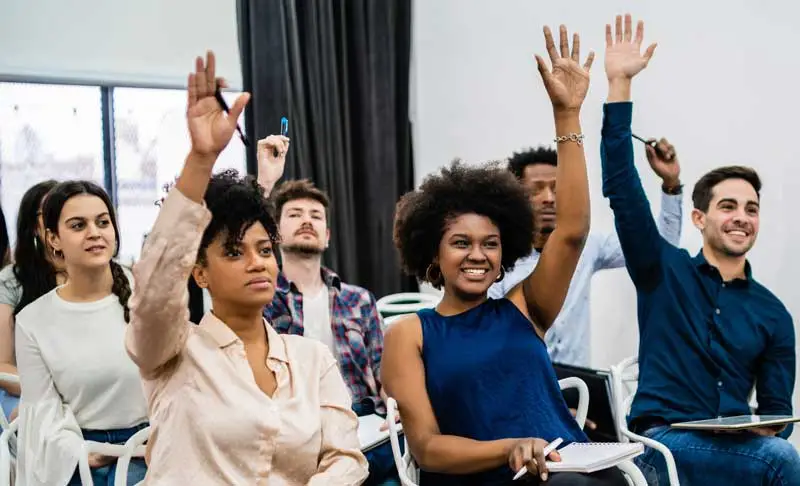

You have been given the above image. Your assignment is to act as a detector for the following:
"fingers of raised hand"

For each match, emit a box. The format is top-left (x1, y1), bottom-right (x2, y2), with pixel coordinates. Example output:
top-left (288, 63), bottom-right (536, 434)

top-left (559, 25), bottom-right (569, 58)
top-left (570, 33), bottom-right (580, 62)
top-left (194, 56), bottom-right (209, 99)
top-left (615, 15), bottom-right (623, 43)
top-left (544, 26), bottom-right (558, 64)
top-left (258, 135), bottom-right (290, 158)
top-left (624, 14), bottom-right (633, 42)
top-left (205, 51), bottom-right (217, 95)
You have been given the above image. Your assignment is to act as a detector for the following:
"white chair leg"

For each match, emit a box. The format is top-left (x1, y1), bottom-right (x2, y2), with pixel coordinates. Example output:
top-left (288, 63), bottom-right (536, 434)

top-left (617, 460), bottom-right (647, 486)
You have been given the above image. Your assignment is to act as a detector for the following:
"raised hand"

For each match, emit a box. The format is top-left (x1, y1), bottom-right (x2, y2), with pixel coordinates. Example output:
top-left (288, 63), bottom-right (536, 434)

top-left (605, 14), bottom-right (657, 81)
top-left (186, 51), bottom-right (250, 160)
top-left (256, 135), bottom-right (290, 194)
top-left (535, 25), bottom-right (594, 112)
top-left (645, 137), bottom-right (681, 187)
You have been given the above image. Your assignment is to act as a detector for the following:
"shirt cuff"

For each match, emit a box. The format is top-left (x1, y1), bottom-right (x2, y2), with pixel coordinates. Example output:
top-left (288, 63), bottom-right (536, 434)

top-left (602, 102), bottom-right (633, 134)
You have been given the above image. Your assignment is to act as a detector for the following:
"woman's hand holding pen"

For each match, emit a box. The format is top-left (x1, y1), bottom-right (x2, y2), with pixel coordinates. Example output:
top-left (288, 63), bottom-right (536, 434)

top-left (186, 50), bottom-right (250, 169)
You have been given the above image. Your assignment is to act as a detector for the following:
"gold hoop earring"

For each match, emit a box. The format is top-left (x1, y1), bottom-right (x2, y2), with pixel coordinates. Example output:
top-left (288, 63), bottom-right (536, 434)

top-left (52, 248), bottom-right (63, 259)
top-left (425, 263), bottom-right (443, 288)
top-left (495, 267), bottom-right (505, 282)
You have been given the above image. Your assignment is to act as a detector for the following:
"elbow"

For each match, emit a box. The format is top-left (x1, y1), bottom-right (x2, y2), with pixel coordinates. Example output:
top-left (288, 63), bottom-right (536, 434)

top-left (558, 218), bottom-right (590, 249)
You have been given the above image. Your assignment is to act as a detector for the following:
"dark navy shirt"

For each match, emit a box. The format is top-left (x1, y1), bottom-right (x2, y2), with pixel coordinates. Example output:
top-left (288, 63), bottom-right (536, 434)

top-left (600, 102), bottom-right (795, 437)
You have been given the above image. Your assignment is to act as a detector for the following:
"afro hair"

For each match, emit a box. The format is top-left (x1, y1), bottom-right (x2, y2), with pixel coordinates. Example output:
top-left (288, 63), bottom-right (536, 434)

top-left (507, 146), bottom-right (557, 180)
top-left (197, 169), bottom-right (280, 264)
top-left (393, 160), bottom-right (534, 284)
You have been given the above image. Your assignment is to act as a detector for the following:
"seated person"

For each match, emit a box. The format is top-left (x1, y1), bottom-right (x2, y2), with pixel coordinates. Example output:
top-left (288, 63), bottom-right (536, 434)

top-left (600, 14), bottom-right (800, 485)
top-left (125, 51), bottom-right (367, 484)
top-left (15, 180), bottom-right (147, 486)
top-left (258, 145), bottom-right (392, 485)
top-left (381, 25), bottom-right (627, 486)
top-left (0, 180), bottom-right (66, 419)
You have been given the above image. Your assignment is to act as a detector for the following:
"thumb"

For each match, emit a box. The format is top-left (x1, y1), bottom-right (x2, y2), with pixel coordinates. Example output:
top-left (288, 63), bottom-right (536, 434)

top-left (645, 145), bottom-right (656, 159)
top-left (548, 450), bottom-right (562, 462)
top-left (228, 92), bottom-right (250, 124)
top-left (534, 54), bottom-right (550, 80)
top-left (643, 43), bottom-right (657, 63)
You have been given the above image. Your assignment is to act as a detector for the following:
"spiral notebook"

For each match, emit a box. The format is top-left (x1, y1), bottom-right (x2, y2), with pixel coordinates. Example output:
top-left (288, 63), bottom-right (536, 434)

top-left (358, 414), bottom-right (403, 452)
top-left (545, 442), bottom-right (644, 473)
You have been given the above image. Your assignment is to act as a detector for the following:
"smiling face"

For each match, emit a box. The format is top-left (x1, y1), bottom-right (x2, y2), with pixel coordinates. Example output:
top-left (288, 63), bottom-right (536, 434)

top-left (435, 213), bottom-right (503, 299)
top-left (692, 178), bottom-right (760, 258)
top-left (47, 194), bottom-right (117, 271)
top-left (193, 222), bottom-right (280, 309)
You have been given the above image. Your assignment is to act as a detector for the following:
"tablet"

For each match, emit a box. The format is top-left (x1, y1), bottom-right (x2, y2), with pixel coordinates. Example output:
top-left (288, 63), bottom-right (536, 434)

top-left (671, 415), bottom-right (800, 430)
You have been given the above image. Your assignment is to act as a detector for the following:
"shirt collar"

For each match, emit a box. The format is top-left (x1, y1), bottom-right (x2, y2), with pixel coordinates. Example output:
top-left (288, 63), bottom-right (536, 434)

top-left (198, 311), bottom-right (290, 363)
top-left (691, 250), bottom-right (752, 283)
top-left (276, 266), bottom-right (342, 294)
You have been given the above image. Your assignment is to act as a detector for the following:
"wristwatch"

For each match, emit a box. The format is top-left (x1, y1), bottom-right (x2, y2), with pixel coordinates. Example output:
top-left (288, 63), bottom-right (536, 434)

top-left (662, 182), bottom-right (683, 195)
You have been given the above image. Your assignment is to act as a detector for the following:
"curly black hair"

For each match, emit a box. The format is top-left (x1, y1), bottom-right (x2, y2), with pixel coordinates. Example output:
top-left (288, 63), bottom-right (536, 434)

top-left (393, 160), bottom-right (534, 284)
top-left (197, 169), bottom-right (280, 264)
top-left (507, 146), bottom-right (557, 180)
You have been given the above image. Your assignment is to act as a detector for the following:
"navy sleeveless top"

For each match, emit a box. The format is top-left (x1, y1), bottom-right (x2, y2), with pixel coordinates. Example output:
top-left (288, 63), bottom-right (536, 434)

top-left (418, 298), bottom-right (587, 486)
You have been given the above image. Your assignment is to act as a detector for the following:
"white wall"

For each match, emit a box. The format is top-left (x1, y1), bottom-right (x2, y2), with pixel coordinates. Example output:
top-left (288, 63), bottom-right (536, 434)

top-left (412, 0), bottom-right (800, 443)
top-left (0, 0), bottom-right (241, 88)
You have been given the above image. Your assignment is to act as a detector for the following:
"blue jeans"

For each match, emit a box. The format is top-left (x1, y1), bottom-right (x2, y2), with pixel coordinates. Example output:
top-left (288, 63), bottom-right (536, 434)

top-left (67, 423), bottom-right (148, 486)
top-left (635, 425), bottom-right (800, 486)
top-left (0, 389), bottom-right (18, 419)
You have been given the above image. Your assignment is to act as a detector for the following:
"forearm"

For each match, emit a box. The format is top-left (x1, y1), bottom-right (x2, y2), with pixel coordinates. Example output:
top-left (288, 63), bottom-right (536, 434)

top-left (0, 363), bottom-right (20, 396)
top-left (600, 102), bottom-right (664, 283)
top-left (553, 110), bottom-right (590, 243)
top-left (257, 175), bottom-right (278, 197)
top-left (127, 187), bottom-right (211, 375)
top-left (416, 435), bottom-right (516, 474)
top-left (656, 192), bottom-right (683, 246)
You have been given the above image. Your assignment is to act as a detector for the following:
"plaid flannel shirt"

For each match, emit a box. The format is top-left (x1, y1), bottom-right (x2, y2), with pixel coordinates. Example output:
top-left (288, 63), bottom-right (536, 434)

top-left (264, 267), bottom-right (385, 414)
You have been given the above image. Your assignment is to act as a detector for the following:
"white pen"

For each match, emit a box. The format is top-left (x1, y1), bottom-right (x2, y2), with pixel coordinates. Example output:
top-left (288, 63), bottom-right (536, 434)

top-left (512, 437), bottom-right (564, 481)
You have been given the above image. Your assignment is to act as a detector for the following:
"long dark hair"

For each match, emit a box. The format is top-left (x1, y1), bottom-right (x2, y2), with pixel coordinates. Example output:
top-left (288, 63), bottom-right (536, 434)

top-left (12, 180), bottom-right (59, 315)
top-left (42, 181), bottom-right (131, 322)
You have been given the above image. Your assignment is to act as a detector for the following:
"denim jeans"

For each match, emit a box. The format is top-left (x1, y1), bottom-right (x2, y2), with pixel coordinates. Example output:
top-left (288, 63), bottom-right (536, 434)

top-left (67, 423), bottom-right (149, 486)
top-left (635, 425), bottom-right (800, 486)
top-left (0, 389), bottom-right (18, 420)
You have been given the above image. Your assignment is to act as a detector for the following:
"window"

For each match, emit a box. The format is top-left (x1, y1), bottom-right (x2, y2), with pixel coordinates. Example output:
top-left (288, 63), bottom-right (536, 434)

top-left (0, 83), bottom-right (105, 246)
top-left (0, 82), bottom-right (247, 265)
top-left (113, 87), bottom-right (246, 264)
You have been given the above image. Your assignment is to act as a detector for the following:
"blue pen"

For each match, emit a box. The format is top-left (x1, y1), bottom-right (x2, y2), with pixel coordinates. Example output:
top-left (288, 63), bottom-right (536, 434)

top-left (274, 117), bottom-right (289, 157)
top-left (281, 117), bottom-right (289, 137)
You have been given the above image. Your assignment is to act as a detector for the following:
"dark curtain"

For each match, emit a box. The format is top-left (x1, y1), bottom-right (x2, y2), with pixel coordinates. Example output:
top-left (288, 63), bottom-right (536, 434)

top-left (237, 0), bottom-right (416, 297)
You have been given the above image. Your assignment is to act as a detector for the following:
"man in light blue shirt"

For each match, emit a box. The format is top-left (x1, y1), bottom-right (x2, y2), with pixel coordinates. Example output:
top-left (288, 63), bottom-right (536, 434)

top-left (488, 143), bottom-right (683, 367)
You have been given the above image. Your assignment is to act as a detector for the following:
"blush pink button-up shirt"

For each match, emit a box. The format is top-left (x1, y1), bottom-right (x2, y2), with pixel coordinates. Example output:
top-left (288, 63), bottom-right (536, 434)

top-left (125, 189), bottom-right (368, 485)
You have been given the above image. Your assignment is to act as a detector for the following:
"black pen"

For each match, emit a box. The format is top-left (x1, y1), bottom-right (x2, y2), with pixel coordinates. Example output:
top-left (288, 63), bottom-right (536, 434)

top-left (632, 132), bottom-right (671, 160)
top-left (214, 86), bottom-right (249, 147)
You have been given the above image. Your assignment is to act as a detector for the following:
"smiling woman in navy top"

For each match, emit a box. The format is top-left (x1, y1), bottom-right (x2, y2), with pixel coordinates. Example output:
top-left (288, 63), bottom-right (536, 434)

top-left (381, 24), bottom-right (627, 486)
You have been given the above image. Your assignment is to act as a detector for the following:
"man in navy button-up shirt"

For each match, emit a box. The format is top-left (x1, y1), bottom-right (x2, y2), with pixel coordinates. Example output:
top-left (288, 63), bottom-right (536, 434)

top-left (600, 14), bottom-right (799, 486)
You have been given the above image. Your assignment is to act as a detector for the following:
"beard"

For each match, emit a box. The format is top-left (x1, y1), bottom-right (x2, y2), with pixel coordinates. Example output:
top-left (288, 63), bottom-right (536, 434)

top-left (282, 242), bottom-right (325, 256)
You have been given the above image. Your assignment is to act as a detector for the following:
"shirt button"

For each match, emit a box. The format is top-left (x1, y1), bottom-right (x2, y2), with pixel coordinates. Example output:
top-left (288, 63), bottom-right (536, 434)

top-left (721, 283), bottom-right (726, 288)
top-left (717, 381), bottom-right (723, 388)
top-left (715, 308), bottom-right (721, 315)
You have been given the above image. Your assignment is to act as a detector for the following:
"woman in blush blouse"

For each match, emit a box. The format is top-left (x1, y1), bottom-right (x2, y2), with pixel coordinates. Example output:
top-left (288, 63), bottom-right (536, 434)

top-left (125, 51), bottom-right (367, 485)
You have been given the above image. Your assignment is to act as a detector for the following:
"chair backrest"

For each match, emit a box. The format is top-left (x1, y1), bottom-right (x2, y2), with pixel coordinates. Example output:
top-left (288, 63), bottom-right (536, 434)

top-left (376, 293), bottom-right (439, 318)
top-left (609, 356), bottom-right (639, 443)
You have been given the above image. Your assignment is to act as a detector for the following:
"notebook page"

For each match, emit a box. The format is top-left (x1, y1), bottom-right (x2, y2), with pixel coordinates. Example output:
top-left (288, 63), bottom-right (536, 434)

top-left (546, 442), bottom-right (644, 473)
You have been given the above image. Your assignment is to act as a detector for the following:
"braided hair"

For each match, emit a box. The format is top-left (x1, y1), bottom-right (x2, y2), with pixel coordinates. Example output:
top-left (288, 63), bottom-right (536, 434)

top-left (42, 180), bottom-right (131, 321)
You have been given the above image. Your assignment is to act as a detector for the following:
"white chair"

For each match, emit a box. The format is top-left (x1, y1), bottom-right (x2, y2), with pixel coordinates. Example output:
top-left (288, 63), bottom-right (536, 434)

top-left (77, 426), bottom-right (150, 486)
top-left (387, 377), bottom-right (646, 486)
top-left (610, 356), bottom-right (680, 486)
top-left (0, 373), bottom-right (19, 486)
top-left (376, 293), bottom-right (439, 318)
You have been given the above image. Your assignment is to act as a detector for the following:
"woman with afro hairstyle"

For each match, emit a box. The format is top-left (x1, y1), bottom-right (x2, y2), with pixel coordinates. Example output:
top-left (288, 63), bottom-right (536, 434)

top-left (125, 51), bottom-right (367, 484)
top-left (382, 25), bottom-right (628, 486)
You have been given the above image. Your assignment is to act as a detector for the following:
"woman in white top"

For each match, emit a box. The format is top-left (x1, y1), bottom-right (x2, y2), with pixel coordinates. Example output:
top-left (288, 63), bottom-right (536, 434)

top-left (0, 180), bottom-right (67, 419)
top-left (15, 180), bottom-right (148, 486)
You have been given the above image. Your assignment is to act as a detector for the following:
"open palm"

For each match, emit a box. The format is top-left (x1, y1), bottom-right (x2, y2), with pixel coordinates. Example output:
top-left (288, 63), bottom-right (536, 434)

top-left (605, 14), bottom-right (657, 80)
top-left (186, 52), bottom-right (250, 158)
top-left (535, 26), bottom-right (594, 111)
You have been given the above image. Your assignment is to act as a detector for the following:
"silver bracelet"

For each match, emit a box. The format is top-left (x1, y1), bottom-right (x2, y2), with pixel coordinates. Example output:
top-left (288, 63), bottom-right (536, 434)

top-left (553, 133), bottom-right (585, 145)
